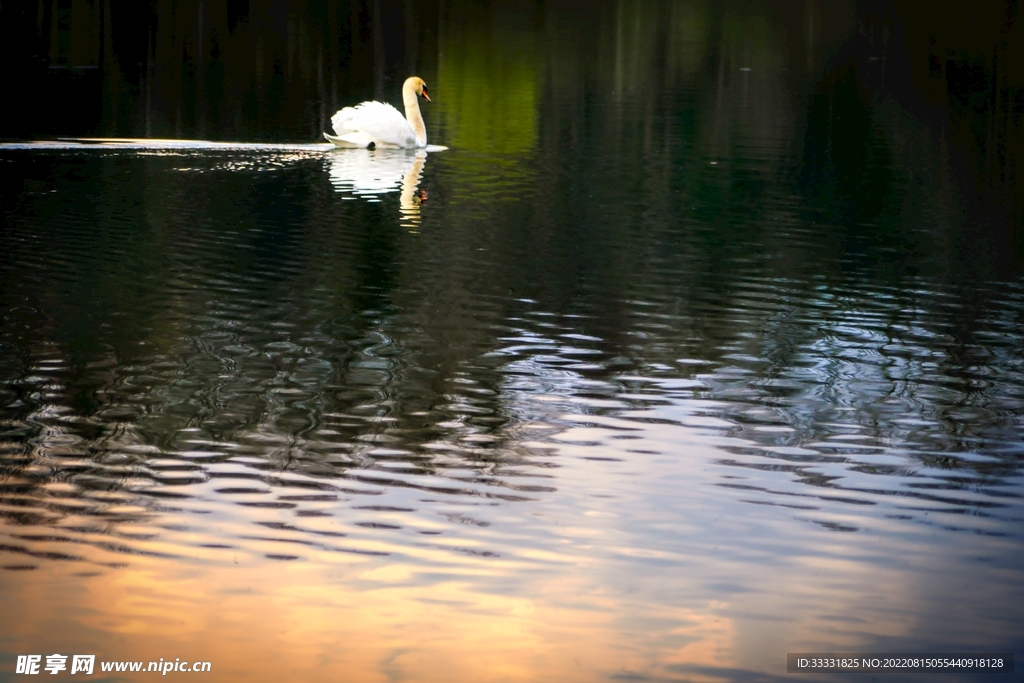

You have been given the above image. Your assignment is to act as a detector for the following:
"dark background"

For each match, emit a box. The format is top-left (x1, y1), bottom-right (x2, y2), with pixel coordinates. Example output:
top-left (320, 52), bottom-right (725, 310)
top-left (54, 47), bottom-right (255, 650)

top-left (0, 0), bottom-right (1020, 236)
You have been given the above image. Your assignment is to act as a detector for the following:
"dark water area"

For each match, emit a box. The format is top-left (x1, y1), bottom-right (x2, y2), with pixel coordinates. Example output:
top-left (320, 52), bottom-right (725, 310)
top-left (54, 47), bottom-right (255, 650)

top-left (1, 1), bottom-right (1023, 682)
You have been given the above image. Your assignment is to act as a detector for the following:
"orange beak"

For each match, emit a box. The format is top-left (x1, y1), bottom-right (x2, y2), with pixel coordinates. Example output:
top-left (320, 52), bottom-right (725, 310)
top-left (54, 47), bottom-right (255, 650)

top-left (421, 88), bottom-right (431, 102)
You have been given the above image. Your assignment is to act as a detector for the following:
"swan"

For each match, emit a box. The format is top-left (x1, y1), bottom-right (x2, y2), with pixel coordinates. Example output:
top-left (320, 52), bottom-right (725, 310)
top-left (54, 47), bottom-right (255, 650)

top-left (325, 77), bottom-right (431, 149)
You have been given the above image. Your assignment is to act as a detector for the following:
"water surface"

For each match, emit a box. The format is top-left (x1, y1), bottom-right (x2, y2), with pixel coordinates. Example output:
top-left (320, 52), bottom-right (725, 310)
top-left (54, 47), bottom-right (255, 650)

top-left (2, 2), bottom-right (1023, 682)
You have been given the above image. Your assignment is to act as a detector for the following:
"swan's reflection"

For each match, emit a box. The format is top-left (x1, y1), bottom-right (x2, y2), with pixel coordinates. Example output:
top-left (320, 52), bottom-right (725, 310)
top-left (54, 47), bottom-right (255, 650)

top-left (326, 148), bottom-right (428, 230)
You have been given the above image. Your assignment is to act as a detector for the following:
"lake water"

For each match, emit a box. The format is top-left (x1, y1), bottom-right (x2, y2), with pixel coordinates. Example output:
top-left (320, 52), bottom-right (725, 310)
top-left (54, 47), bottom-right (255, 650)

top-left (1, 2), bottom-right (1023, 682)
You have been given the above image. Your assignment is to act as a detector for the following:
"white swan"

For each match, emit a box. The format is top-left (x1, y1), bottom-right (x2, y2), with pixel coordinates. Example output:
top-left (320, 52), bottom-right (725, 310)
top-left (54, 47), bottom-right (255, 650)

top-left (325, 77), bottom-right (431, 149)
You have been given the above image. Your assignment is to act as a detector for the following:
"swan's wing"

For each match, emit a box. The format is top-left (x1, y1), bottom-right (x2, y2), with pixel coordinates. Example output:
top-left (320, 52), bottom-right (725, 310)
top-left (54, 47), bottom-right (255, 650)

top-left (330, 107), bottom-right (360, 135)
top-left (331, 101), bottom-right (415, 148)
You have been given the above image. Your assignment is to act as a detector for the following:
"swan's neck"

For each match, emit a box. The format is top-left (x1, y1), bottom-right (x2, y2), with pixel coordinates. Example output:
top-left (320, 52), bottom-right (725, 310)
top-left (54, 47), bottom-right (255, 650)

top-left (403, 86), bottom-right (427, 148)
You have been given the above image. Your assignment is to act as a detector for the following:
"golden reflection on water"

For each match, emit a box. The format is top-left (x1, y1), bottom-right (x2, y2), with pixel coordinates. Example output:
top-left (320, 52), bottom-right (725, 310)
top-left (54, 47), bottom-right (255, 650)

top-left (2, 552), bottom-right (741, 682)
top-left (3, 423), bottom-right (1019, 682)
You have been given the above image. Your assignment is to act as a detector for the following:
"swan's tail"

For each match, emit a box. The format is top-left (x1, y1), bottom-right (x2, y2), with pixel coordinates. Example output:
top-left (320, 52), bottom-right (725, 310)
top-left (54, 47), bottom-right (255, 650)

top-left (324, 131), bottom-right (377, 148)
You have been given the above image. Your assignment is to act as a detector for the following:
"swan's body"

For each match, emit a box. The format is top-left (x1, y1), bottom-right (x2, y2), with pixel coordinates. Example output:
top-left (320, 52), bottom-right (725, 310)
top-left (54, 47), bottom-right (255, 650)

top-left (325, 77), bottom-right (430, 149)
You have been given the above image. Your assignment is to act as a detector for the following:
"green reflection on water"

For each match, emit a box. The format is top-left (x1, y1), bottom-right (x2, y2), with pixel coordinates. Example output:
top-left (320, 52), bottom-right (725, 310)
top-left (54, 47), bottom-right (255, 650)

top-left (436, 6), bottom-right (538, 155)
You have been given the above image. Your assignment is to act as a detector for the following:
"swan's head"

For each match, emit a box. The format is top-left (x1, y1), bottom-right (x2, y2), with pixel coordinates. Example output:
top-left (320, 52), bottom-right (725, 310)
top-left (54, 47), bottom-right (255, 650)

top-left (405, 76), bottom-right (430, 102)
